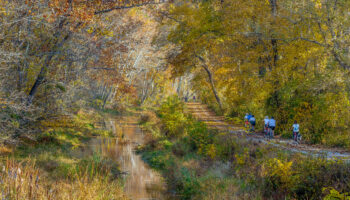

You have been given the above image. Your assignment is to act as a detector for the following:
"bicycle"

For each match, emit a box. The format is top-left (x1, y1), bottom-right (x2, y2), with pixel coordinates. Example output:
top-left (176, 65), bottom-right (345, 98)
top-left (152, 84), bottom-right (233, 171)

top-left (263, 125), bottom-right (269, 138)
top-left (244, 122), bottom-right (255, 134)
top-left (244, 123), bottom-right (250, 134)
top-left (249, 126), bottom-right (255, 134)
top-left (267, 127), bottom-right (274, 139)
top-left (244, 120), bottom-right (249, 128)
top-left (293, 132), bottom-right (302, 144)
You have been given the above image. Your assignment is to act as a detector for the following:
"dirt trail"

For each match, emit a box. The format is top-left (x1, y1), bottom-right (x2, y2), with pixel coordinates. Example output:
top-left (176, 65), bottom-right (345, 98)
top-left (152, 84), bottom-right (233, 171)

top-left (186, 102), bottom-right (350, 161)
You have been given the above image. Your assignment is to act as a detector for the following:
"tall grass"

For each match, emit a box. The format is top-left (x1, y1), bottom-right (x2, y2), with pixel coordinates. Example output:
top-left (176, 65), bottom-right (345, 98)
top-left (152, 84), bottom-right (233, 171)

top-left (0, 158), bottom-right (128, 200)
top-left (0, 109), bottom-right (129, 200)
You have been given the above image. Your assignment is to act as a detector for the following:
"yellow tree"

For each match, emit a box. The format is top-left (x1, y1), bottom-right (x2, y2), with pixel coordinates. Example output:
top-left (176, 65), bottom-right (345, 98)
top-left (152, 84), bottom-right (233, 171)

top-left (166, 1), bottom-right (225, 110)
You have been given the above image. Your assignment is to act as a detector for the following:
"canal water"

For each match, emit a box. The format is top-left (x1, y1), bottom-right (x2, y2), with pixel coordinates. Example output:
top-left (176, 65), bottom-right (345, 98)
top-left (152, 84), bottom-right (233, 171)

top-left (91, 116), bottom-right (168, 200)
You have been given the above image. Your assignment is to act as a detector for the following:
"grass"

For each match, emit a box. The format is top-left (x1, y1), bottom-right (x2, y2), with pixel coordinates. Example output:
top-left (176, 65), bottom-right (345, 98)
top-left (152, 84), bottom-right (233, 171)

top-left (323, 131), bottom-right (350, 149)
top-left (0, 158), bottom-right (128, 200)
top-left (0, 109), bottom-right (129, 200)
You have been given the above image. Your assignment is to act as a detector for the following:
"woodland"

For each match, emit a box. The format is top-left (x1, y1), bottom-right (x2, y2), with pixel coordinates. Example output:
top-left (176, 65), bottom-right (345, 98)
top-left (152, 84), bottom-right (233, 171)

top-left (0, 0), bottom-right (350, 199)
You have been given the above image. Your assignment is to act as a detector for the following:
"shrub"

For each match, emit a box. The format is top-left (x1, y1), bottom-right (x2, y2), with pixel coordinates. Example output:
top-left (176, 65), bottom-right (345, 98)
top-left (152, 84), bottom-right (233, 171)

top-left (261, 158), bottom-right (294, 197)
top-left (172, 140), bottom-right (192, 157)
top-left (140, 111), bottom-right (158, 125)
top-left (187, 120), bottom-right (216, 157)
top-left (141, 150), bottom-right (170, 170)
top-left (157, 96), bottom-right (188, 138)
top-left (323, 188), bottom-right (350, 200)
top-left (175, 167), bottom-right (200, 200)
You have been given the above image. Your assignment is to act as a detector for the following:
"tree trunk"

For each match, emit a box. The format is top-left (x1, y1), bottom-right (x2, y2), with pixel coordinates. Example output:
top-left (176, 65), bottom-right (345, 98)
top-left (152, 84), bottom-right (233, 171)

top-left (101, 84), bottom-right (107, 99)
top-left (110, 87), bottom-right (117, 104)
top-left (196, 55), bottom-right (222, 110)
top-left (269, 0), bottom-right (278, 69)
top-left (202, 65), bottom-right (222, 110)
top-left (27, 32), bottom-right (71, 104)
top-left (176, 77), bottom-right (182, 96)
top-left (17, 63), bottom-right (23, 91)
top-left (102, 86), bottom-right (113, 109)
top-left (28, 54), bottom-right (54, 104)
top-left (268, 0), bottom-right (281, 109)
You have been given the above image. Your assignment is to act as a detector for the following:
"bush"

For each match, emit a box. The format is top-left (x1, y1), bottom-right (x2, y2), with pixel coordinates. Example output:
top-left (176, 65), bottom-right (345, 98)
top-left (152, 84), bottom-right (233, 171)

top-left (141, 150), bottom-right (170, 170)
top-left (261, 158), bottom-right (294, 197)
top-left (172, 140), bottom-right (192, 157)
top-left (175, 167), bottom-right (200, 200)
top-left (187, 120), bottom-right (216, 158)
top-left (157, 96), bottom-right (188, 138)
top-left (140, 111), bottom-right (158, 125)
top-left (323, 188), bottom-right (350, 200)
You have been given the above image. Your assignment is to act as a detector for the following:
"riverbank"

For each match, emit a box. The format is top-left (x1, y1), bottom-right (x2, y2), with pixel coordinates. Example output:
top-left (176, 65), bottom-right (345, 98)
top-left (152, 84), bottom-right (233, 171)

top-left (0, 109), bottom-right (128, 199)
top-left (137, 97), bottom-right (350, 199)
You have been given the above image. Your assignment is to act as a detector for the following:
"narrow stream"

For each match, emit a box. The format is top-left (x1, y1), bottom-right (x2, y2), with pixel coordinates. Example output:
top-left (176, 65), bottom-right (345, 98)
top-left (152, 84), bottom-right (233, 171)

top-left (91, 116), bottom-right (168, 200)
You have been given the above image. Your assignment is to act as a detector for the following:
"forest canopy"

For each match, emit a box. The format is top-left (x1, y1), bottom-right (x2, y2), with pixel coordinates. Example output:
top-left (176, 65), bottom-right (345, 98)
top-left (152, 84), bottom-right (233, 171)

top-left (161, 0), bottom-right (350, 146)
top-left (1, 0), bottom-right (350, 147)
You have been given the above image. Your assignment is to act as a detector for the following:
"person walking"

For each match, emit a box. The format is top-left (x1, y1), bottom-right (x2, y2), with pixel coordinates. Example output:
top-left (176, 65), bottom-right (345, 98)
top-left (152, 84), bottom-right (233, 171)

top-left (268, 117), bottom-right (276, 138)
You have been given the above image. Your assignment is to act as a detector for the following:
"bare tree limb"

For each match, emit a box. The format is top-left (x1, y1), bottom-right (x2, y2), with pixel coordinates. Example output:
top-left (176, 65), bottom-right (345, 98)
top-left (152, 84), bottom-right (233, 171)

top-left (94, 0), bottom-right (167, 15)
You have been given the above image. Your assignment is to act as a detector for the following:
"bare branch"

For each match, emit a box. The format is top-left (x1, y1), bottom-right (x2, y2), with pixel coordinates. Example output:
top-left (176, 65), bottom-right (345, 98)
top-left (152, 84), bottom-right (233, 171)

top-left (94, 0), bottom-right (167, 15)
top-left (295, 37), bottom-right (329, 47)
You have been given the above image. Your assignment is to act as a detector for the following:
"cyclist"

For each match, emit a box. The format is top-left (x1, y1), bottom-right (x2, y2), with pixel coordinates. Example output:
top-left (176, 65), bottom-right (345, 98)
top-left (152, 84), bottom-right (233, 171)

top-left (264, 116), bottom-right (269, 134)
top-left (268, 117), bottom-right (276, 138)
top-left (248, 113), bottom-right (252, 121)
top-left (244, 113), bottom-right (249, 127)
top-left (292, 120), bottom-right (300, 142)
top-left (249, 115), bottom-right (256, 132)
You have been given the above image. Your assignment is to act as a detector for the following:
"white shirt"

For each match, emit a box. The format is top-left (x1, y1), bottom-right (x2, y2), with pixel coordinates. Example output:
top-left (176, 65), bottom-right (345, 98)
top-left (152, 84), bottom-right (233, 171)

top-left (244, 115), bottom-right (248, 120)
top-left (249, 117), bottom-right (256, 122)
top-left (293, 124), bottom-right (299, 132)
top-left (264, 119), bottom-right (269, 125)
top-left (269, 119), bottom-right (276, 127)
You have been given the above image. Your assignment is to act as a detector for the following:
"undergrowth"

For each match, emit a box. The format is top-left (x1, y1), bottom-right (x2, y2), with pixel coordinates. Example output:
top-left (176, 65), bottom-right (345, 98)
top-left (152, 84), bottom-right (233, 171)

top-left (138, 96), bottom-right (350, 200)
top-left (0, 109), bottom-right (128, 200)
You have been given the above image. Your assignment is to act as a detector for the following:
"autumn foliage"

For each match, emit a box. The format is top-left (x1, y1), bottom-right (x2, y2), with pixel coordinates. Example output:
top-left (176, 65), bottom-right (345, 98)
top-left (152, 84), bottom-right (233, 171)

top-left (163, 0), bottom-right (350, 147)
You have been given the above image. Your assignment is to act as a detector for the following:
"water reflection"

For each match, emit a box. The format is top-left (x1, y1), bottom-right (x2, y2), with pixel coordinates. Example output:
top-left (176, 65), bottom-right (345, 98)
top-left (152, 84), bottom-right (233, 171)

top-left (92, 116), bottom-right (168, 200)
